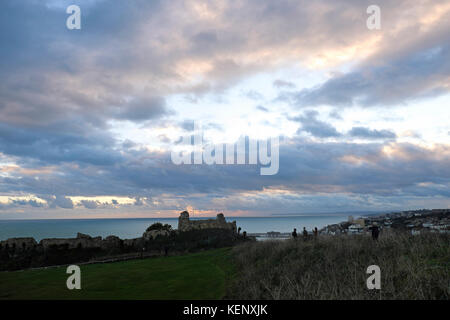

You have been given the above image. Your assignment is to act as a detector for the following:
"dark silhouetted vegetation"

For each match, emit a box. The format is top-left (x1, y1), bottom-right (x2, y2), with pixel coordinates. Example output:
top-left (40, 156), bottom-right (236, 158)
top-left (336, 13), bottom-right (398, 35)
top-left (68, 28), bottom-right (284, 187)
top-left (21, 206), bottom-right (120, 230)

top-left (145, 223), bottom-right (173, 232)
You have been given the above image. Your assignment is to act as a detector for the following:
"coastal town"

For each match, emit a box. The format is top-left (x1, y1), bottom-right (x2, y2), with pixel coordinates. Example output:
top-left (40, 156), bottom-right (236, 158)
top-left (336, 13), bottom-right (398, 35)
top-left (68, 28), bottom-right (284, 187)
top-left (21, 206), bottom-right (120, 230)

top-left (322, 208), bottom-right (450, 236)
top-left (250, 209), bottom-right (450, 239)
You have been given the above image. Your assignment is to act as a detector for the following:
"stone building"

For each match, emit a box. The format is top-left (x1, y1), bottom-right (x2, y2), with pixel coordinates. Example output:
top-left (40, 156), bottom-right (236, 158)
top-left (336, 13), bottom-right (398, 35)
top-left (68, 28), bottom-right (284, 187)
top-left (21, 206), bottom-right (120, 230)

top-left (178, 211), bottom-right (237, 233)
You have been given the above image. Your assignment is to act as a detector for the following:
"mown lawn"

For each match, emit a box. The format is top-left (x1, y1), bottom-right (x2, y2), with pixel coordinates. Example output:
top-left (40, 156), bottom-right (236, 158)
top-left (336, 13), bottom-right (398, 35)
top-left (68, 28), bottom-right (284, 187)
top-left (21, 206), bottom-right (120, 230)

top-left (0, 247), bottom-right (233, 300)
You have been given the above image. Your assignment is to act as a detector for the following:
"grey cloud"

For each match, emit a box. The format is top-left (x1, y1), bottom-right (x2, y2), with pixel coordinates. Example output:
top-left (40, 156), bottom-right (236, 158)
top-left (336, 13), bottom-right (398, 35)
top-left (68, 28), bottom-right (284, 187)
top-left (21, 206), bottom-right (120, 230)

top-left (1, 0), bottom-right (450, 215)
top-left (179, 120), bottom-right (195, 132)
top-left (1, 138), bottom-right (449, 213)
top-left (158, 134), bottom-right (171, 143)
top-left (256, 105), bottom-right (269, 112)
top-left (114, 97), bottom-right (171, 122)
top-left (0, 122), bottom-right (123, 166)
top-left (1, 0), bottom-right (447, 136)
top-left (292, 110), bottom-right (341, 138)
top-left (285, 44), bottom-right (450, 108)
top-left (204, 122), bottom-right (224, 131)
top-left (134, 197), bottom-right (144, 206)
top-left (2, 0), bottom-right (449, 109)
top-left (11, 199), bottom-right (44, 208)
top-left (79, 200), bottom-right (100, 209)
top-left (245, 90), bottom-right (264, 100)
top-left (273, 80), bottom-right (295, 89)
top-left (122, 139), bottom-right (138, 149)
top-left (329, 109), bottom-right (342, 120)
top-left (349, 127), bottom-right (396, 140)
top-left (51, 195), bottom-right (74, 209)
top-left (190, 31), bottom-right (218, 53)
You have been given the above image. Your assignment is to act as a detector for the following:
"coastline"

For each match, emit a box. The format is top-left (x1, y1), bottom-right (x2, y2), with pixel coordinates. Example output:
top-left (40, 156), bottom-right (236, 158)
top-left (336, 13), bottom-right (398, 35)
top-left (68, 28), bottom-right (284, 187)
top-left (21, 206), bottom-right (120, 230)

top-left (0, 215), bottom-right (347, 241)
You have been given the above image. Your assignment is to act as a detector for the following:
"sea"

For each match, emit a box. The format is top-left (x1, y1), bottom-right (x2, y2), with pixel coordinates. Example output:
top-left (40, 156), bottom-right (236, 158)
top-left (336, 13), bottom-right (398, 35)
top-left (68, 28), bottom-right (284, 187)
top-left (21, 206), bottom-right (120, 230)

top-left (0, 215), bottom-right (349, 241)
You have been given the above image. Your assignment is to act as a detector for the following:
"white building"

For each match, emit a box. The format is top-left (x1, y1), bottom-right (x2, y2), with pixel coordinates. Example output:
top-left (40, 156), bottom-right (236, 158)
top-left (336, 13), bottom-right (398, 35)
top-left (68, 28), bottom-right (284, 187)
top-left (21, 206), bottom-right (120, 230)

top-left (348, 224), bottom-right (363, 233)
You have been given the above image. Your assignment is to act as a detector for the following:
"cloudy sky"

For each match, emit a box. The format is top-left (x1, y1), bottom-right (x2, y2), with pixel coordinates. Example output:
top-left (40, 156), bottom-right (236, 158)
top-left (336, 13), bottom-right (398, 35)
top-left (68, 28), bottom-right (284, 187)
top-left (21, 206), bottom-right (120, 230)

top-left (0, 0), bottom-right (449, 219)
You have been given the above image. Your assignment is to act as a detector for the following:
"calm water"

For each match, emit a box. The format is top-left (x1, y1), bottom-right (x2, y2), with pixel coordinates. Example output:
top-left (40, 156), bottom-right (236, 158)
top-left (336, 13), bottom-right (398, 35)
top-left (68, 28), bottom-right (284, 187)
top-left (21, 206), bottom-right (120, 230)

top-left (0, 215), bottom-right (346, 241)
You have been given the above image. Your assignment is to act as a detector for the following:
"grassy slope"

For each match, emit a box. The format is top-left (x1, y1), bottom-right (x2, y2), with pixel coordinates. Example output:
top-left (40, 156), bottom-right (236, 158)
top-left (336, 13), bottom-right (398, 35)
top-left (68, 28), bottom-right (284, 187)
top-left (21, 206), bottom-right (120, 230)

top-left (228, 232), bottom-right (450, 299)
top-left (0, 247), bottom-right (233, 300)
top-left (3, 233), bottom-right (447, 300)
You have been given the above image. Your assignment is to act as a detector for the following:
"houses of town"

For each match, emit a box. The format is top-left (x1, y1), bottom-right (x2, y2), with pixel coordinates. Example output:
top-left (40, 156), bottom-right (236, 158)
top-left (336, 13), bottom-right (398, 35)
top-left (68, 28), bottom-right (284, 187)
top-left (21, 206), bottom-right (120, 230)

top-left (320, 209), bottom-right (450, 236)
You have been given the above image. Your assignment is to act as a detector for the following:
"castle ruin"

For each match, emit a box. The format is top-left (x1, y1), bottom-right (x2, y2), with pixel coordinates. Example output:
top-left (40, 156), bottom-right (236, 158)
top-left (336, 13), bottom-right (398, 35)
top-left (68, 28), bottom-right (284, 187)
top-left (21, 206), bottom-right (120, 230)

top-left (0, 211), bottom-right (246, 271)
top-left (178, 211), bottom-right (237, 233)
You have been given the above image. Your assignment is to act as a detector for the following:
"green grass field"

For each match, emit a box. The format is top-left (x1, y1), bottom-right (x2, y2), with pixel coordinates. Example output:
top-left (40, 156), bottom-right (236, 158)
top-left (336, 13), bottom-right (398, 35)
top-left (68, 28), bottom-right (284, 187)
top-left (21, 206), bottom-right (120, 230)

top-left (0, 247), bottom-right (233, 300)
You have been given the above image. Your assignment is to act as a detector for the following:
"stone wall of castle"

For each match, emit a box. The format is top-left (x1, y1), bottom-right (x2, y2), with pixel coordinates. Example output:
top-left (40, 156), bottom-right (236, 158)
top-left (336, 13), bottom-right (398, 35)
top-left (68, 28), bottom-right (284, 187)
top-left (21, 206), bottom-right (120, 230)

top-left (0, 233), bottom-right (135, 252)
top-left (39, 233), bottom-right (103, 249)
top-left (178, 211), bottom-right (237, 233)
top-left (0, 212), bottom-right (237, 254)
top-left (0, 237), bottom-right (37, 251)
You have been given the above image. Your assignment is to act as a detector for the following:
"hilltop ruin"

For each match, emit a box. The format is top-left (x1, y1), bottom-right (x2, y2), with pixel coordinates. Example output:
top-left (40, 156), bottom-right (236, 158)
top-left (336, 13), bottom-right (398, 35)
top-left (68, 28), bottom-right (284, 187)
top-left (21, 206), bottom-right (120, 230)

top-left (0, 211), bottom-right (245, 271)
top-left (178, 211), bottom-right (237, 233)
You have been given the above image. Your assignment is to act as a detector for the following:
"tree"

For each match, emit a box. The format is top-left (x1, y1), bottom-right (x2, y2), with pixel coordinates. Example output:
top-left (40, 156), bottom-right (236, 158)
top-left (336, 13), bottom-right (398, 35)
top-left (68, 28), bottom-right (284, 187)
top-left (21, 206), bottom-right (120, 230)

top-left (146, 223), bottom-right (173, 232)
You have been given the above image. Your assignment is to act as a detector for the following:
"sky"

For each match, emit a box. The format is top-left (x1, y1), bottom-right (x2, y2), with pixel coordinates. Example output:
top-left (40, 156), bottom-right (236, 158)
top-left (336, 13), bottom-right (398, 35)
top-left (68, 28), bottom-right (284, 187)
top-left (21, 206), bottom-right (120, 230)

top-left (0, 0), bottom-right (449, 219)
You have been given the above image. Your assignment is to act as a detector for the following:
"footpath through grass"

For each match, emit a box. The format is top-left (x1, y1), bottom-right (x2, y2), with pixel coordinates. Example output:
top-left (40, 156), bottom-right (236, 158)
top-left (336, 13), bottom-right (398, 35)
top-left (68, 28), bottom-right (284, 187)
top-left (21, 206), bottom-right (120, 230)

top-left (0, 247), bottom-right (233, 300)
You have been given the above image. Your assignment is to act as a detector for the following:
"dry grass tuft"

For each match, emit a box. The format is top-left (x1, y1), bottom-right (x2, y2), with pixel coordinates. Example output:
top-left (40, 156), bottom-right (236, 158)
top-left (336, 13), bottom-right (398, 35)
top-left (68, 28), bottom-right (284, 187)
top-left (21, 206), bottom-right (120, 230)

top-left (227, 231), bottom-right (449, 299)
